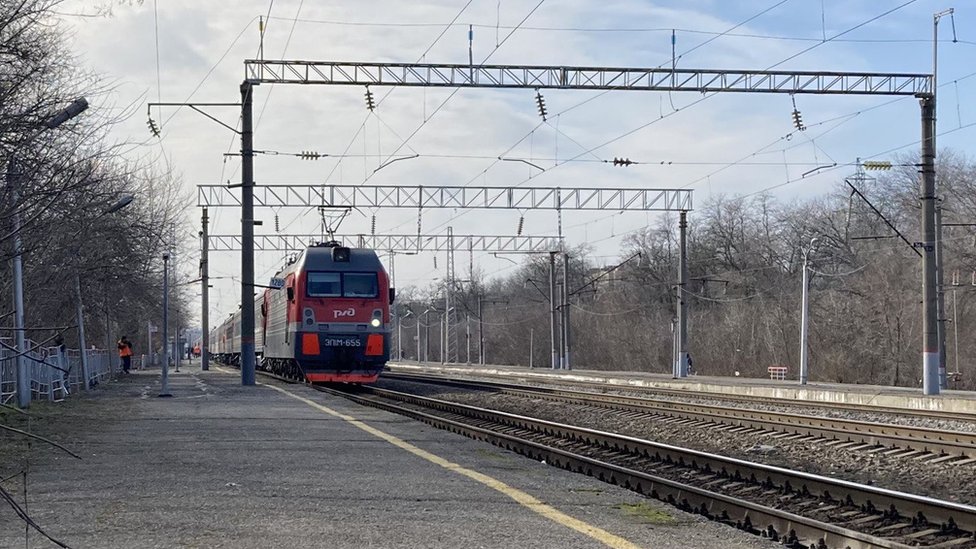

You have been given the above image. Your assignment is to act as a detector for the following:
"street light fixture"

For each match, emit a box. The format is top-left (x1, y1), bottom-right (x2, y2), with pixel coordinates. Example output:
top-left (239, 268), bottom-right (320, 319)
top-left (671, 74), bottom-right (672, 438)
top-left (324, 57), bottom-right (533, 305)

top-left (11, 97), bottom-right (89, 408)
top-left (101, 194), bottom-right (135, 215)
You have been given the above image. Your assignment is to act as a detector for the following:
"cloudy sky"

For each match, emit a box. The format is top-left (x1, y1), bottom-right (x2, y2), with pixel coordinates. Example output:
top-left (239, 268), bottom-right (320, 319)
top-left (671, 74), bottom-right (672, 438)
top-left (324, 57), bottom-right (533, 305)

top-left (59, 0), bottom-right (976, 322)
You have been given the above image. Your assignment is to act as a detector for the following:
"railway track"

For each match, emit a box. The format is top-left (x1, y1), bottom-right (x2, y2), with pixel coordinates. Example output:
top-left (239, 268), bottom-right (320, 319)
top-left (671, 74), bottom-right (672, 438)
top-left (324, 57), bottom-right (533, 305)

top-left (382, 372), bottom-right (976, 463)
top-left (387, 365), bottom-right (976, 424)
top-left (325, 382), bottom-right (976, 549)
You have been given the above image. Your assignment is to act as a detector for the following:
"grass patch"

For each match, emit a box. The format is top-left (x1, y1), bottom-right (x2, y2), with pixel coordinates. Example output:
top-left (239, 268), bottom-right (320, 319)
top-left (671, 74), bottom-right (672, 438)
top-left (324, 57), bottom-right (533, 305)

top-left (614, 502), bottom-right (678, 525)
top-left (0, 384), bottom-right (137, 480)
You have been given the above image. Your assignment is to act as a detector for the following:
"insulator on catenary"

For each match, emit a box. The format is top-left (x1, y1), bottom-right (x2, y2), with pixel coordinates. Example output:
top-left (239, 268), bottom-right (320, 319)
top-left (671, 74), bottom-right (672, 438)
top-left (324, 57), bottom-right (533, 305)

top-left (365, 86), bottom-right (376, 111)
top-left (791, 109), bottom-right (805, 131)
top-left (371, 214), bottom-right (376, 235)
top-left (612, 157), bottom-right (635, 167)
top-left (274, 213), bottom-right (280, 233)
top-left (863, 160), bottom-right (892, 171)
top-left (534, 90), bottom-right (547, 121)
top-left (790, 95), bottom-right (805, 131)
top-left (517, 216), bottom-right (524, 236)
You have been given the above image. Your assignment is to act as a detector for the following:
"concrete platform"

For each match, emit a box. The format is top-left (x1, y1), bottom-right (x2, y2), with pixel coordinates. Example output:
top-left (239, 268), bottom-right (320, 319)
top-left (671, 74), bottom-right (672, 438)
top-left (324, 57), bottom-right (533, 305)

top-left (0, 365), bottom-right (773, 549)
top-left (388, 362), bottom-right (976, 415)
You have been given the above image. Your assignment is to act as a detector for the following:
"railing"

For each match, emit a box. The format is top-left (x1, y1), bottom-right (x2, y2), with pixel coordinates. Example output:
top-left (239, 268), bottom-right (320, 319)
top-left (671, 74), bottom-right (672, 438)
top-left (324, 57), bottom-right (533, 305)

top-left (0, 336), bottom-right (127, 404)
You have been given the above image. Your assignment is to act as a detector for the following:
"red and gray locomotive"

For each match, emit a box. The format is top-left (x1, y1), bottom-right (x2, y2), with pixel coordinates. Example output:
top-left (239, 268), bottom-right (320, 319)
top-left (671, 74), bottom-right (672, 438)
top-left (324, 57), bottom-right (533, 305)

top-left (212, 242), bottom-right (394, 383)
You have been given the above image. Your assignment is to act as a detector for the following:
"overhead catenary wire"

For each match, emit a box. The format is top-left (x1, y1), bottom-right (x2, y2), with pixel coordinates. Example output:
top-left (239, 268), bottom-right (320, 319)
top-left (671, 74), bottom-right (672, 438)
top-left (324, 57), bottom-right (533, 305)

top-left (395, 0), bottom-right (899, 240)
top-left (262, 16), bottom-right (976, 46)
top-left (272, 1), bottom-right (474, 238)
top-left (219, 3), bottom-right (960, 316)
top-left (364, 0), bottom-right (548, 187)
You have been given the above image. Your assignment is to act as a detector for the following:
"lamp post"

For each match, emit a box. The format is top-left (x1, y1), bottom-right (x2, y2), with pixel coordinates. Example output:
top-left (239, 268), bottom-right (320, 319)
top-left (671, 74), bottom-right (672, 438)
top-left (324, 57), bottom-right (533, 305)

top-left (10, 97), bottom-right (89, 408)
top-left (477, 296), bottom-right (509, 365)
top-left (159, 252), bottom-right (172, 397)
top-left (380, 250), bottom-right (415, 361)
top-left (799, 237), bottom-right (819, 385)
top-left (398, 309), bottom-right (413, 361)
top-left (74, 194), bottom-right (135, 391)
top-left (422, 307), bottom-right (434, 363)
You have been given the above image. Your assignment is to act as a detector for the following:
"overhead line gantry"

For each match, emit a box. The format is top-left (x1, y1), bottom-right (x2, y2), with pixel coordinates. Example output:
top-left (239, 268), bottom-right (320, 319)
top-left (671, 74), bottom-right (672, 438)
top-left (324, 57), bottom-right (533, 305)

top-left (211, 58), bottom-right (935, 394)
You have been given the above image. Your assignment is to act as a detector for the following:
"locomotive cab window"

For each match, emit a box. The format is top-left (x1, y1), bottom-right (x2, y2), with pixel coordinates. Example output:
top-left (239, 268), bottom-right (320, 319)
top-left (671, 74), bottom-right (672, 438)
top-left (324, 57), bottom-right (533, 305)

top-left (307, 272), bottom-right (341, 297)
top-left (343, 273), bottom-right (378, 298)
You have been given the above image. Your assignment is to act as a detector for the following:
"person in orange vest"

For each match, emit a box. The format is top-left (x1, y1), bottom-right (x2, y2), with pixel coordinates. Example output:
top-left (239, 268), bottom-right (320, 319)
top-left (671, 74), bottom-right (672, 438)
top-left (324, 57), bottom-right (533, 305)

top-left (117, 336), bottom-right (133, 374)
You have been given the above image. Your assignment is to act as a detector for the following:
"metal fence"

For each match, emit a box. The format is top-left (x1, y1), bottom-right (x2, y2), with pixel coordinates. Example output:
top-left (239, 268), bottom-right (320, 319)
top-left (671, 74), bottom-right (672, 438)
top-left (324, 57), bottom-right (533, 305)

top-left (0, 337), bottom-right (139, 405)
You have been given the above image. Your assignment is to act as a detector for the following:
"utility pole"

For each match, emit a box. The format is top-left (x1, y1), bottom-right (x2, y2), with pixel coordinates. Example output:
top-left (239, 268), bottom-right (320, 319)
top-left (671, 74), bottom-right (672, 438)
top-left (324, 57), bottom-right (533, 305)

top-left (936, 203), bottom-right (947, 388)
top-left (388, 250), bottom-right (398, 360)
top-left (442, 287), bottom-right (450, 364)
top-left (465, 314), bottom-right (471, 365)
top-left (240, 81), bottom-right (256, 386)
top-left (171, 226), bottom-right (180, 373)
top-left (920, 96), bottom-right (940, 396)
top-left (671, 318), bottom-right (678, 377)
top-left (933, 8), bottom-right (953, 390)
top-left (562, 253), bottom-right (572, 370)
top-left (201, 207), bottom-right (210, 371)
top-left (160, 252), bottom-right (172, 397)
top-left (549, 252), bottom-right (559, 369)
top-left (423, 308), bottom-right (431, 363)
top-left (952, 285), bottom-right (960, 381)
top-left (799, 238), bottom-right (819, 385)
top-left (676, 211), bottom-right (689, 378)
top-left (478, 298), bottom-right (484, 365)
top-left (445, 227), bottom-right (457, 363)
top-left (556, 281), bottom-right (564, 369)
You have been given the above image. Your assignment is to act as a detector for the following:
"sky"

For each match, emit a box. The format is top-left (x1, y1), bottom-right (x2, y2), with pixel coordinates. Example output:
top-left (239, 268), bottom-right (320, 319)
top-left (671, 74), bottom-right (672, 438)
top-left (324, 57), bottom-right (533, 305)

top-left (58, 0), bottom-right (976, 324)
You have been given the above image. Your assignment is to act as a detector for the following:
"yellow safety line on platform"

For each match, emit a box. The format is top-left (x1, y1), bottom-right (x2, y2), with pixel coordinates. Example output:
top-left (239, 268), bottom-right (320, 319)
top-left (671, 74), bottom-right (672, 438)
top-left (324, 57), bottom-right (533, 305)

top-left (262, 382), bottom-right (643, 549)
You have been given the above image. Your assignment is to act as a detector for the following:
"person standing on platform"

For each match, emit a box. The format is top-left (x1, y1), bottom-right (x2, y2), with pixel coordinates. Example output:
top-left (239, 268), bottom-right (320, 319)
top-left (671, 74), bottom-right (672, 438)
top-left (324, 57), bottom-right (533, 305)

top-left (117, 336), bottom-right (133, 374)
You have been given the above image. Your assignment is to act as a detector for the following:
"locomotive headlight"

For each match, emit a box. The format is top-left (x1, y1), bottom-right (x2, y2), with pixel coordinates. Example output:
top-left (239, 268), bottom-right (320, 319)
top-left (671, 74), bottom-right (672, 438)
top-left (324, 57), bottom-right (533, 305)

top-left (370, 318), bottom-right (381, 328)
top-left (370, 309), bottom-right (382, 328)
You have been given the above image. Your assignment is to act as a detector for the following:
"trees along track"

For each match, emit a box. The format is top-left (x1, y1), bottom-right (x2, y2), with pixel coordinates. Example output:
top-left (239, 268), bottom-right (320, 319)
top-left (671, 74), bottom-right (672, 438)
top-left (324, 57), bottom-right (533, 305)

top-left (382, 372), bottom-right (976, 463)
top-left (322, 383), bottom-right (976, 549)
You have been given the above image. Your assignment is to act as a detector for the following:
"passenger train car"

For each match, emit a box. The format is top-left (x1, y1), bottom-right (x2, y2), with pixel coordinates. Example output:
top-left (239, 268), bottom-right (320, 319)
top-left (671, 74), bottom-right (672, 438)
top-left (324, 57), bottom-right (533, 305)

top-left (211, 242), bottom-right (394, 383)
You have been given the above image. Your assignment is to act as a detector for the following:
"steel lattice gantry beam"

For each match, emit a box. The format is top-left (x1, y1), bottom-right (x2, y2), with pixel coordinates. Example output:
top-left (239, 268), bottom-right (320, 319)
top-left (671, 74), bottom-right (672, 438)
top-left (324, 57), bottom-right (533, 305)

top-left (208, 234), bottom-right (563, 252)
top-left (197, 184), bottom-right (692, 211)
top-left (244, 60), bottom-right (932, 96)
top-left (226, 58), bottom-right (939, 394)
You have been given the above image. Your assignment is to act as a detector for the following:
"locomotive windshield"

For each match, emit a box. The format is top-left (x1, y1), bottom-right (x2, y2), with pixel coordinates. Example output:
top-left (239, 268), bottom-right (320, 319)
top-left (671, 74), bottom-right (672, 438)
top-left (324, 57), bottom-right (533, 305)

top-left (306, 272), bottom-right (378, 298)
top-left (343, 273), bottom-right (378, 297)
top-left (307, 272), bottom-right (341, 297)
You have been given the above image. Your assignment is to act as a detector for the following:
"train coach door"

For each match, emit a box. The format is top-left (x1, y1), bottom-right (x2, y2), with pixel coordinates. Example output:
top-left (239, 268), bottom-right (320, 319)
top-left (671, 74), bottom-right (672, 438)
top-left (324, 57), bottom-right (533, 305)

top-left (260, 291), bottom-right (270, 346)
top-left (284, 274), bottom-right (296, 344)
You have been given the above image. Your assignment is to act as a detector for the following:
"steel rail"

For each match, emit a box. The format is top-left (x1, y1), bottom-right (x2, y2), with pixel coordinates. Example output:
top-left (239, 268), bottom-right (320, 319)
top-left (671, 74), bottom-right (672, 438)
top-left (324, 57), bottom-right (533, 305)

top-left (382, 372), bottom-right (976, 460)
top-left (387, 366), bottom-right (976, 422)
top-left (326, 384), bottom-right (976, 549)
